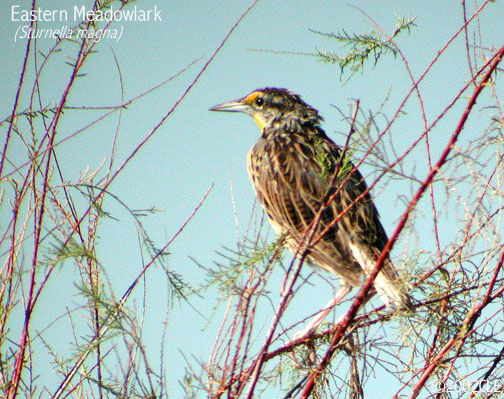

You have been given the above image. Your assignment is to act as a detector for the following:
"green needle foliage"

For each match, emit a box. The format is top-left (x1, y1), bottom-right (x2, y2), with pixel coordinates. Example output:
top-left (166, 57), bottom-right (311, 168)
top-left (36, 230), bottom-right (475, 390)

top-left (201, 237), bottom-right (285, 297)
top-left (311, 15), bottom-right (417, 79)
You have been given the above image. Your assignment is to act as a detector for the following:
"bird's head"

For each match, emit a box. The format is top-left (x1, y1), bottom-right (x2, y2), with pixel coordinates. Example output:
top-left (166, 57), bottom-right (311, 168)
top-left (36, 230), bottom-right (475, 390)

top-left (209, 87), bottom-right (322, 131)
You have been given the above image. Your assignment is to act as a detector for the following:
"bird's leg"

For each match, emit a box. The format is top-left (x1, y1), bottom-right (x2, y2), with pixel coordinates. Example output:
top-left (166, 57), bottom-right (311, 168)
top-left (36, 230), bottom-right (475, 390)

top-left (287, 285), bottom-right (353, 345)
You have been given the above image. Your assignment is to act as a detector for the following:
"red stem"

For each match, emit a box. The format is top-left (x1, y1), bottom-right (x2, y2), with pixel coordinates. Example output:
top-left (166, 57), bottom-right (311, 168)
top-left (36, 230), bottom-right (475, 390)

top-left (301, 43), bottom-right (504, 399)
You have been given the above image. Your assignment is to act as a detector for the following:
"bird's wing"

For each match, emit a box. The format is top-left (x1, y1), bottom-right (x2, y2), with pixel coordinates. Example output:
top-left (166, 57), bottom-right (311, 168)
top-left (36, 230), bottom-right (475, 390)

top-left (305, 133), bottom-right (409, 307)
top-left (284, 130), bottom-right (389, 251)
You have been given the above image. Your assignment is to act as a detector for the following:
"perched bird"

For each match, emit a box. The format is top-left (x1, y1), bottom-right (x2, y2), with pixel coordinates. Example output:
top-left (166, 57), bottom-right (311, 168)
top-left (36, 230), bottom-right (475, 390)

top-left (210, 88), bottom-right (410, 341)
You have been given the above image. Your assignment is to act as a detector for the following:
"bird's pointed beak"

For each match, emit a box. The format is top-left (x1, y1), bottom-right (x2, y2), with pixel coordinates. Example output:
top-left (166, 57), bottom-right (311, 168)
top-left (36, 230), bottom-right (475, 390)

top-left (209, 99), bottom-right (251, 113)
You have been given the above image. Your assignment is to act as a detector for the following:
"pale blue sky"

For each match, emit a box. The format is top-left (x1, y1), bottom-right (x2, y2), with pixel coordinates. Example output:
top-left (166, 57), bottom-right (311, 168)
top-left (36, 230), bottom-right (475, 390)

top-left (2, 0), bottom-right (504, 397)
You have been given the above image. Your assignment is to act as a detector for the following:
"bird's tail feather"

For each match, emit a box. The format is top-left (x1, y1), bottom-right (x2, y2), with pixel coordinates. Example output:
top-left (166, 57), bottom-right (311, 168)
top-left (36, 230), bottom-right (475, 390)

top-left (373, 269), bottom-right (412, 309)
top-left (348, 242), bottom-right (411, 310)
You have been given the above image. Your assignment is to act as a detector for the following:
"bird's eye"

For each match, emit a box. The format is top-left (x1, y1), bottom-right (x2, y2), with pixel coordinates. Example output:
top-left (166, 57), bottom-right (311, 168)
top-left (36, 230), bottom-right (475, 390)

top-left (255, 97), bottom-right (264, 107)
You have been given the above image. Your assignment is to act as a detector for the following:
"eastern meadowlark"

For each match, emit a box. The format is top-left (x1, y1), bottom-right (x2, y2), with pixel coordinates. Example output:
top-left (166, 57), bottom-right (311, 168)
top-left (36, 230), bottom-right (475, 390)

top-left (210, 88), bottom-right (410, 341)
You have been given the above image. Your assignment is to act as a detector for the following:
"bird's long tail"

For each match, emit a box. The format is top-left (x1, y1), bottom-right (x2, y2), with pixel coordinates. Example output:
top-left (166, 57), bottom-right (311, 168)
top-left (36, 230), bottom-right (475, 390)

top-left (348, 242), bottom-right (411, 309)
top-left (373, 266), bottom-right (411, 309)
